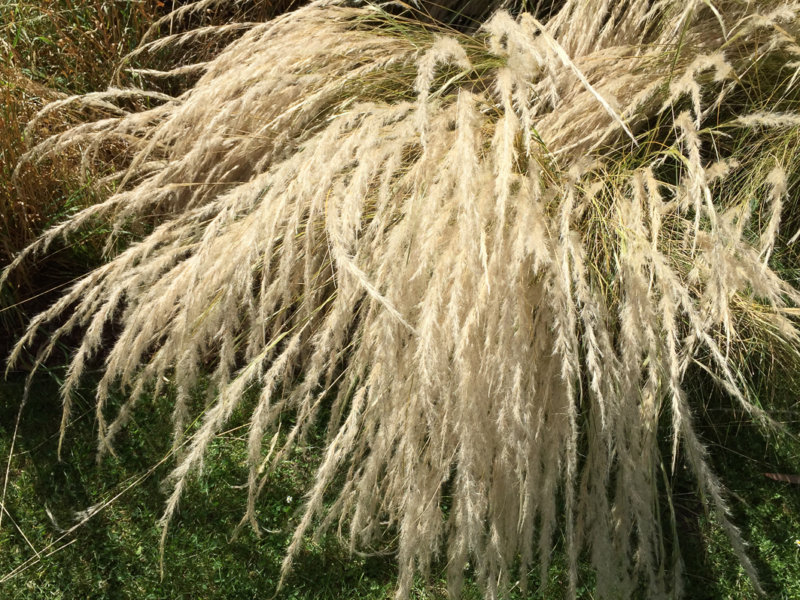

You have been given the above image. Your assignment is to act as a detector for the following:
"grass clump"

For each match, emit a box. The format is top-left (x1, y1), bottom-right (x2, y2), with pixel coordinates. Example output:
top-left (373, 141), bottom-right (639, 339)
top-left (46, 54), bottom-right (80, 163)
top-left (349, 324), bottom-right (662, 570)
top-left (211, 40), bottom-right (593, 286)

top-left (0, 0), bottom-right (152, 91)
top-left (3, 1), bottom-right (800, 598)
top-left (0, 0), bottom-right (159, 349)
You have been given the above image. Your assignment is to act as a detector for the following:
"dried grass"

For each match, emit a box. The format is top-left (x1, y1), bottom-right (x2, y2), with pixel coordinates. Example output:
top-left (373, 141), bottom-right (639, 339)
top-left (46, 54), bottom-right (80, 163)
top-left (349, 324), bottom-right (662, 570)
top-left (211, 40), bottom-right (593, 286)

top-left (0, 69), bottom-right (79, 344)
top-left (4, 1), bottom-right (800, 598)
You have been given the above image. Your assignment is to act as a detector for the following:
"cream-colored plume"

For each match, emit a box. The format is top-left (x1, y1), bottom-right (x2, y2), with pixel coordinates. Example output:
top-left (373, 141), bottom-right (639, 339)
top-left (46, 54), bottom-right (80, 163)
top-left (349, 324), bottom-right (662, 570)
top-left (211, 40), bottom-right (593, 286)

top-left (5, 1), bottom-right (800, 598)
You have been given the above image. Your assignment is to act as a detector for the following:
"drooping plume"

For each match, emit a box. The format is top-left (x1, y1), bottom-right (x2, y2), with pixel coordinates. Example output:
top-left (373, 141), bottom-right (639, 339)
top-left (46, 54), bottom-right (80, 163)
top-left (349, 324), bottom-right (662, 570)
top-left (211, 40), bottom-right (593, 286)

top-left (5, 1), bottom-right (800, 598)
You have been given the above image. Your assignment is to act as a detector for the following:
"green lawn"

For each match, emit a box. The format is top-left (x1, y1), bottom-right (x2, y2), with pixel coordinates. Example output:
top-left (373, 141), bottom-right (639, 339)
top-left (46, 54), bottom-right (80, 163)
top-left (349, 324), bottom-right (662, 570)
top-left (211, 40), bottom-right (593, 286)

top-left (1, 369), bottom-right (799, 599)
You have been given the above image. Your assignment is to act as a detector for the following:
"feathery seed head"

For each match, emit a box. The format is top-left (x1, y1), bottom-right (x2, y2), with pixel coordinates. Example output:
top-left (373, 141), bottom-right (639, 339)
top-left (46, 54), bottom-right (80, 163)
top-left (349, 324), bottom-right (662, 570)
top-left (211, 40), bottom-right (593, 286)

top-left (5, 1), bottom-right (800, 598)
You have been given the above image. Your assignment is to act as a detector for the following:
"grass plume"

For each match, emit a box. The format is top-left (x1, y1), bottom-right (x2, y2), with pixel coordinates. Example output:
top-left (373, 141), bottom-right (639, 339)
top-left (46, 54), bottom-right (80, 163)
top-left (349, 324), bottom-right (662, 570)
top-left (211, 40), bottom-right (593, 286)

top-left (3, 1), bottom-right (800, 597)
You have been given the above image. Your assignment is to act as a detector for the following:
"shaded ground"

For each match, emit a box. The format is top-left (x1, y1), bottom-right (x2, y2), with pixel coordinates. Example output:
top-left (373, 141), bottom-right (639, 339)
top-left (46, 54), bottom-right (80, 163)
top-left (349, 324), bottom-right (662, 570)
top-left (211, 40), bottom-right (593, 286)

top-left (0, 369), bottom-right (799, 599)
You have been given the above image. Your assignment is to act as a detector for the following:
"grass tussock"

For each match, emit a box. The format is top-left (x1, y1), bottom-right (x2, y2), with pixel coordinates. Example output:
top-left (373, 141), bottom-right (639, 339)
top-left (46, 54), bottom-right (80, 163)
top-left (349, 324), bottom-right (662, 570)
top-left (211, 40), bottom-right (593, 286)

top-left (0, 0), bottom-right (154, 91)
top-left (0, 0), bottom-right (162, 345)
top-left (3, 1), bottom-right (800, 598)
top-left (0, 70), bottom-right (62, 262)
top-left (0, 69), bottom-right (96, 345)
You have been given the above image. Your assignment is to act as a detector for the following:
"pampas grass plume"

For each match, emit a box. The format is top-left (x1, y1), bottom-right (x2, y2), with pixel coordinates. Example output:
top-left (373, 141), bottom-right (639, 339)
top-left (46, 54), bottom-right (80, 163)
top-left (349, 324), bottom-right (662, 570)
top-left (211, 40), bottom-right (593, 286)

top-left (4, 1), bottom-right (800, 597)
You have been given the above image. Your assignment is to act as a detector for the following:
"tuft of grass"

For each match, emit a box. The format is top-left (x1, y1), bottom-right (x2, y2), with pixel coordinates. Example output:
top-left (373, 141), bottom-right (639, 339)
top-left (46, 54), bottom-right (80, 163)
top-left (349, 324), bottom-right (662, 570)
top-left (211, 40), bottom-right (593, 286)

top-left (0, 68), bottom-right (110, 355)
top-left (3, 1), bottom-right (800, 598)
top-left (0, 0), bottom-right (153, 92)
top-left (0, 1), bottom-right (157, 351)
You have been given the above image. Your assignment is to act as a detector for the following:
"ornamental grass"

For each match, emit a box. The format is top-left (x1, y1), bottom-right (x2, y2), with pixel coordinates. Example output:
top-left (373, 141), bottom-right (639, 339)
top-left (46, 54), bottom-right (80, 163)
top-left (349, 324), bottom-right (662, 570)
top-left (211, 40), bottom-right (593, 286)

top-left (4, 1), bottom-right (800, 598)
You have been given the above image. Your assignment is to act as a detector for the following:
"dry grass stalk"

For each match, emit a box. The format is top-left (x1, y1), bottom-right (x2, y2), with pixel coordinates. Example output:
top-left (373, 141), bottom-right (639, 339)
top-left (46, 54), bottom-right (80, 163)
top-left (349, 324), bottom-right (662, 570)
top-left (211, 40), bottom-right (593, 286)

top-left (4, 1), bottom-right (800, 598)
